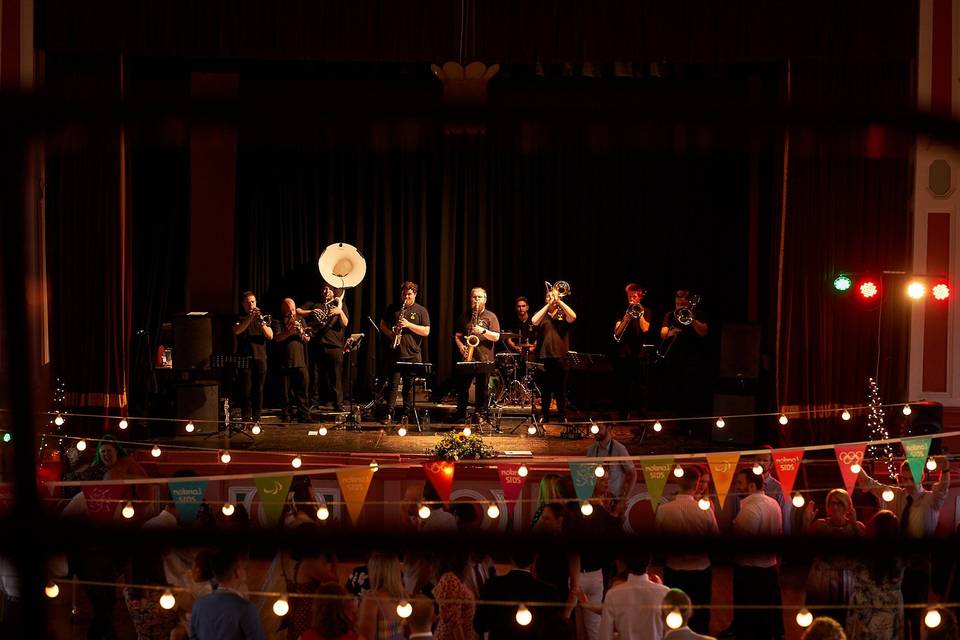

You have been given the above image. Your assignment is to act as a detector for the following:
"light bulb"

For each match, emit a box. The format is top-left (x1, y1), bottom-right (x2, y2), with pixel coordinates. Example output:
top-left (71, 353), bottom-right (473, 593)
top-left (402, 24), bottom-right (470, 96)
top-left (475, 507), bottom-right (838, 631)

top-left (251, 424), bottom-right (262, 435)
top-left (841, 410), bottom-right (851, 421)
top-left (590, 422), bottom-right (599, 434)
top-left (792, 493), bottom-right (805, 508)
top-left (185, 421), bottom-right (195, 433)
top-left (118, 419), bottom-right (128, 430)
top-left (291, 456), bottom-right (302, 469)
top-left (54, 414), bottom-right (65, 426)
top-left (76, 439), bottom-right (88, 452)
top-left (398, 427), bottom-right (407, 437)
top-left (850, 463), bottom-right (862, 475)
top-left (666, 608), bottom-right (684, 630)
top-left (273, 597), bottom-right (289, 617)
top-left (778, 414), bottom-right (789, 426)
top-left (926, 457), bottom-right (937, 471)
top-left (882, 489), bottom-right (895, 502)
top-left (318, 426), bottom-right (328, 436)
top-left (151, 445), bottom-right (161, 458)
top-left (370, 460), bottom-right (379, 472)
top-left (397, 600), bottom-right (413, 618)
top-left (220, 451), bottom-right (231, 464)
top-left (515, 604), bottom-right (532, 626)
top-left (715, 417), bottom-right (725, 429)
top-left (653, 421), bottom-right (662, 432)
top-left (518, 465), bottom-right (529, 477)
top-left (487, 503), bottom-right (500, 519)
top-left (673, 466), bottom-right (684, 478)
top-left (796, 608), bottom-right (813, 627)
top-left (159, 589), bottom-right (176, 610)
top-left (698, 498), bottom-right (711, 511)
top-left (752, 463), bottom-right (764, 476)
top-left (580, 501), bottom-right (594, 516)
top-left (44, 581), bottom-right (59, 598)
top-left (925, 608), bottom-right (942, 629)
top-left (122, 502), bottom-right (135, 519)
top-left (463, 427), bottom-right (472, 437)
top-left (317, 504), bottom-right (330, 521)
top-left (418, 503), bottom-right (431, 519)
top-left (902, 404), bottom-right (912, 416)
top-left (222, 503), bottom-right (235, 516)
top-left (594, 465), bottom-right (605, 478)
top-left (527, 425), bottom-right (537, 435)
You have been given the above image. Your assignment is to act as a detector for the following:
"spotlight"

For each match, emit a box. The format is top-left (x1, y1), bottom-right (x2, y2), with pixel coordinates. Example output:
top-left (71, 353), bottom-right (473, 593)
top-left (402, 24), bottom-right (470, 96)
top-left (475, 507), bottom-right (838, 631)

top-left (796, 608), bottom-right (813, 628)
top-left (397, 600), bottom-right (413, 618)
top-left (832, 274), bottom-right (852, 292)
top-left (858, 279), bottom-right (879, 299)
top-left (715, 418), bottom-right (725, 429)
top-left (487, 503), bottom-right (500, 519)
top-left (151, 445), bottom-right (161, 458)
top-left (369, 461), bottom-right (379, 472)
top-left (653, 421), bottom-right (663, 432)
top-left (515, 604), bottom-right (532, 626)
top-left (841, 410), bottom-right (851, 421)
top-left (518, 465), bottom-right (529, 477)
top-left (580, 501), bottom-right (594, 516)
top-left (159, 590), bottom-right (176, 610)
top-left (906, 281), bottom-right (926, 300)
top-left (222, 503), bottom-right (235, 516)
top-left (185, 421), bottom-right (195, 433)
top-left (932, 283), bottom-right (950, 301)
top-left (273, 597), bottom-right (289, 617)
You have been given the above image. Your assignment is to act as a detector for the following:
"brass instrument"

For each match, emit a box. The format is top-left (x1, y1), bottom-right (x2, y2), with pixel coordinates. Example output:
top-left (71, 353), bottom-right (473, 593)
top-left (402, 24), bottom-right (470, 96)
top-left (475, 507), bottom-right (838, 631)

top-left (613, 303), bottom-right (644, 343)
top-left (463, 306), bottom-right (483, 361)
top-left (251, 308), bottom-right (272, 328)
top-left (311, 294), bottom-right (343, 325)
top-left (544, 280), bottom-right (571, 322)
top-left (392, 300), bottom-right (410, 350)
top-left (674, 294), bottom-right (701, 326)
top-left (283, 313), bottom-right (309, 341)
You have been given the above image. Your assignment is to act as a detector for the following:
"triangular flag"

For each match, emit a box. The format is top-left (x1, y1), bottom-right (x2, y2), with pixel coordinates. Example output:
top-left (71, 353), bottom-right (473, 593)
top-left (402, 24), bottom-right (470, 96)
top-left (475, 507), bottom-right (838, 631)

top-left (82, 484), bottom-right (125, 524)
top-left (640, 458), bottom-right (674, 511)
top-left (568, 462), bottom-right (599, 502)
top-left (771, 449), bottom-right (804, 498)
top-left (423, 461), bottom-right (456, 507)
top-left (336, 467), bottom-right (374, 525)
top-left (706, 452), bottom-right (741, 509)
top-left (902, 437), bottom-right (932, 485)
top-left (497, 464), bottom-right (527, 506)
top-left (834, 444), bottom-right (867, 495)
top-left (255, 475), bottom-right (293, 528)
top-left (168, 479), bottom-right (208, 524)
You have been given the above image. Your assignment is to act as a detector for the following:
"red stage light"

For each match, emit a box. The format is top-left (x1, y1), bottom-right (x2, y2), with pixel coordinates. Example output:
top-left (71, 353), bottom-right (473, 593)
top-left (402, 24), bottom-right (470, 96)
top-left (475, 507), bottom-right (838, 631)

top-left (932, 283), bottom-right (950, 301)
top-left (858, 280), bottom-right (879, 299)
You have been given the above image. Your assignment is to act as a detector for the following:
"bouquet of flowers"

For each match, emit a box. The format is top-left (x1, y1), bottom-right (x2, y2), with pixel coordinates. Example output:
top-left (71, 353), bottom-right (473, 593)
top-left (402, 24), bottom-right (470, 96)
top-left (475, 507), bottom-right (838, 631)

top-left (431, 431), bottom-right (495, 461)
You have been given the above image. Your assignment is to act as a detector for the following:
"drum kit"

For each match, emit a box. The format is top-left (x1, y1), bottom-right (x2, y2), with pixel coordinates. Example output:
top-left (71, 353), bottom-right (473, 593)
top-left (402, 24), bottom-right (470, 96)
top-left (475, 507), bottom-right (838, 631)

top-left (491, 333), bottom-right (541, 407)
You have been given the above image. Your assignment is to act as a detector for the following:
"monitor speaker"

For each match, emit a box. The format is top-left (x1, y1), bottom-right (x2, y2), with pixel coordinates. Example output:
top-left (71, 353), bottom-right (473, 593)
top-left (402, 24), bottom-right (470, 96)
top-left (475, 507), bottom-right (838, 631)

top-left (174, 382), bottom-right (219, 435)
top-left (173, 314), bottom-right (212, 370)
top-left (719, 323), bottom-right (761, 380)
top-left (711, 393), bottom-right (756, 445)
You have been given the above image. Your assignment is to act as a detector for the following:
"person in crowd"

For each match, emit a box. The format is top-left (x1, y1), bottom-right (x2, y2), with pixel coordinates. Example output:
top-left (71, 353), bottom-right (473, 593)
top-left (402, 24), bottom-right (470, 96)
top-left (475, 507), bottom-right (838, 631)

top-left (802, 617), bottom-right (847, 640)
top-left (451, 505), bottom-right (496, 600)
top-left (420, 481), bottom-right (457, 534)
top-left (656, 466), bottom-right (719, 634)
top-left (170, 550), bottom-right (215, 640)
top-left (475, 549), bottom-right (561, 640)
top-left (801, 488), bottom-right (864, 626)
top-left (585, 424), bottom-right (636, 518)
top-left (405, 596), bottom-right (436, 640)
top-left (299, 582), bottom-right (360, 640)
top-left (432, 552), bottom-right (476, 640)
top-left (281, 523), bottom-right (339, 640)
top-left (845, 510), bottom-right (905, 640)
top-left (661, 589), bottom-right (716, 640)
top-left (533, 503), bottom-right (577, 638)
top-left (190, 549), bottom-right (266, 640)
top-left (599, 551), bottom-right (670, 640)
top-left (530, 473), bottom-right (563, 527)
top-left (356, 552), bottom-right (406, 640)
top-left (728, 447), bottom-right (790, 534)
top-left (122, 547), bottom-right (179, 640)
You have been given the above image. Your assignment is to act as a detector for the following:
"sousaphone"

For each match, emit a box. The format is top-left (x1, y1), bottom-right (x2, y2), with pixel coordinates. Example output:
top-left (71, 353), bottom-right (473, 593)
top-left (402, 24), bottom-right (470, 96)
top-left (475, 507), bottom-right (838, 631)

top-left (318, 242), bottom-right (367, 290)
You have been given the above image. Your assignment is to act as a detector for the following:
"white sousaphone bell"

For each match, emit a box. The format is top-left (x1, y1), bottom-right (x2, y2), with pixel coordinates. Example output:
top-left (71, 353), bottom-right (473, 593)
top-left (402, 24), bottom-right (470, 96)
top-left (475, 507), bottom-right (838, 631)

top-left (318, 242), bottom-right (367, 290)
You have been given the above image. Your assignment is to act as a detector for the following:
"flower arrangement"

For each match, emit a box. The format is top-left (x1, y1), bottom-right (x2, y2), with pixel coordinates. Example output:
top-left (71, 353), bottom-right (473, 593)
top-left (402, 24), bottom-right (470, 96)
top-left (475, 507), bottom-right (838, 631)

top-left (431, 432), bottom-right (495, 461)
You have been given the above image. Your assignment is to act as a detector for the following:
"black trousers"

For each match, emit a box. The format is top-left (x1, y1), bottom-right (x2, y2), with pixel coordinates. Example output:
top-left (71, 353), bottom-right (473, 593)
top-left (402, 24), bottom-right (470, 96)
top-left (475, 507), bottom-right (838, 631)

top-left (614, 357), bottom-right (648, 420)
top-left (733, 564), bottom-right (783, 640)
top-left (457, 370), bottom-right (491, 416)
top-left (539, 356), bottom-right (568, 421)
top-left (664, 566), bottom-right (712, 634)
top-left (281, 366), bottom-right (310, 420)
top-left (238, 358), bottom-right (267, 421)
top-left (317, 346), bottom-right (344, 408)
top-left (387, 355), bottom-right (421, 416)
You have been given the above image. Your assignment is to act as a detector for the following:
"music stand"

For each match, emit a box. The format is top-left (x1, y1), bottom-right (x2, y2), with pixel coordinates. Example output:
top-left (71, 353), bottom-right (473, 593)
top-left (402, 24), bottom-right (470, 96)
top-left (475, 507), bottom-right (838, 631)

top-left (455, 361), bottom-right (497, 434)
top-left (511, 361), bottom-right (546, 436)
top-left (203, 398), bottom-right (254, 441)
top-left (394, 361), bottom-right (433, 432)
top-left (342, 333), bottom-right (365, 431)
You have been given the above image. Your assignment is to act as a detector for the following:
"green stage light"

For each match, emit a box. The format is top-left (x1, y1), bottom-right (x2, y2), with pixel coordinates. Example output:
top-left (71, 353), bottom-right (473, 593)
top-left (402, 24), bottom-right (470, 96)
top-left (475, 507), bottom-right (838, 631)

top-left (833, 274), bottom-right (853, 292)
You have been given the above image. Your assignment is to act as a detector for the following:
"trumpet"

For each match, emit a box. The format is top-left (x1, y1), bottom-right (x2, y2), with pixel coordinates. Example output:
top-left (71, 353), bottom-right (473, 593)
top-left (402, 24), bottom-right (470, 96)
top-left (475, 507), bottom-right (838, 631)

top-left (250, 308), bottom-right (272, 328)
top-left (626, 303), bottom-right (644, 319)
top-left (674, 294), bottom-right (701, 326)
top-left (392, 300), bottom-right (410, 350)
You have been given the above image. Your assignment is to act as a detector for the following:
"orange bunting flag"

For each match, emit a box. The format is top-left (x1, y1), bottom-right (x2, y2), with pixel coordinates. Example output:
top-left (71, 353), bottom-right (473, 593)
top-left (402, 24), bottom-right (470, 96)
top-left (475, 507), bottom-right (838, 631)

top-left (706, 452), bottom-right (740, 509)
top-left (336, 467), bottom-right (375, 525)
top-left (423, 461), bottom-right (456, 507)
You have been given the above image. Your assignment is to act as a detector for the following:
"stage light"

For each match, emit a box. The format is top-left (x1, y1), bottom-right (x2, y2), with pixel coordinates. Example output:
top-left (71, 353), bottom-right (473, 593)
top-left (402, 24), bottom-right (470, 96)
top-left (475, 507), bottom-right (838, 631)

top-left (850, 463), bottom-right (862, 475)
top-left (792, 494), bottom-right (805, 508)
top-left (580, 501), bottom-right (594, 516)
top-left (515, 604), bottom-right (532, 626)
top-left (778, 414), bottom-right (789, 426)
top-left (796, 608), bottom-right (813, 627)
top-left (882, 489), bottom-right (895, 502)
top-left (925, 608), bottom-right (942, 629)
top-left (317, 504), bottom-right (330, 520)
top-left (122, 502), bottom-right (135, 519)
top-left (906, 281), bottom-right (926, 300)
top-left (76, 439), bottom-right (87, 452)
top-left (220, 451), bottom-right (231, 464)
top-left (463, 427), bottom-right (472, 437)
top-left (397, 427), bottom-right (407, 437)
top-left (118, 419), bottom-right (128, 430)
top-left (222, 503), bottom-right (235, 516)
top-left (527, 425), bottom-right (537, 435)
top-left (858, 279), bottom-right (879, 299)
top-left (902, 404), bottom-right (912, 416)
top-left (653, 421), bottom-right (663, 432)
top-left (273, 597), bottom-right (289, 617)
top-left (832, 274), bottom-right (853, 292)
top-left (151, 445), bottom-right (161, 458)
top-left (397, 600), bottom-right (413, 618)
top-left (518, 465), bottom-right (529, 477)
top-left (159, 590), bottom-right (176, 610)
top-left (841, 410), bottom-right (851, 421)
top-left (666, 609), bottom-right (684, 630)
top-left (673, 466), bottom-right (684, 478)
top-left (45, 581), bottom-right (59, 598)
top-left (291, 456), bottom-right (302, 469)
top-left (589, 422), bottom-right (599, 434)
top-left (926, 457), bottom-right (937, 471)
top-left (594, 465), bottom-right (605, 478)
top-left (251, 424), bottom-right (262, 435)
top-left (752, 463), bottom-right (764, 476)
top-left (715, 417), bottom-right (725, 429)
top-left (2, 433), bottom-right (9, 443)
top-left (185, 421), bottom-right (195, 433)
top-left (487, 503), bottom-right (500, 519)
top-left (698, 498), bottom-right (711, 511)
top-left (318, 426), bottom-right (328, 436)
top-left (54, 413), bottom-right (65, 426)
top-left (932, 283), bottom-right (950, 301)
top-left (418, 503), bottom-right (431, 519)
top-left (370, 460), bottom-right (379, 472)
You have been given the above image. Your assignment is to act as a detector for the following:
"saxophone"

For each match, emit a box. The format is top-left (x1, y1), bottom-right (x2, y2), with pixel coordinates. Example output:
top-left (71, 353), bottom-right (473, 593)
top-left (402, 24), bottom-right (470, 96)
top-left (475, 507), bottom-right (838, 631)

top-left (464, 306), bottom-right (481, 362)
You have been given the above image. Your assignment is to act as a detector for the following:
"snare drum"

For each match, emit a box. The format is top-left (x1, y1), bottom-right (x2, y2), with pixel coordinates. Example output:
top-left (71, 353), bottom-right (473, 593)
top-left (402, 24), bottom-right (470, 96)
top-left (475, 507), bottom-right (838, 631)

top-left (495, 352), bottom-right (521, 377)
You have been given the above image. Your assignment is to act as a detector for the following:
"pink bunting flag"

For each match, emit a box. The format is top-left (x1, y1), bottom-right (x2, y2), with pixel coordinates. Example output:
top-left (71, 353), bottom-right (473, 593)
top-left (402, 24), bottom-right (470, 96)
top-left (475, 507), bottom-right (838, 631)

top-left (497, 464), bottom-right (527, 506)
top-left (834, 443), bottom-right (867, 495)
top-left (423, 461), bottom-right (456, 507)
top-left (771, 449), bottom-right (804, 498)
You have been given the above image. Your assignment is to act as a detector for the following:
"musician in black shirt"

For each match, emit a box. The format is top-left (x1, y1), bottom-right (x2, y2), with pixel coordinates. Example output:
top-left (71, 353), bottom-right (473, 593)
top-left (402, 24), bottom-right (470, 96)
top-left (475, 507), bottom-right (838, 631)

top-left (380, 281), bottom-right (431, 422)
top-left (233, 291), bottom-right (274, 424)
top-left (613, 284), bottom-right (652, 422)
top-left (659, 289), bottom-right (709, 424)
top-left (504, 296), bottom-right (539, 362)
top-left (298, 284), bottom-right (349, 411)
top-left (273, 297), bottom-right (311, 423)
top-left (532, 287), bottom-right (576, 424)
top-left (453, 288), bottom-right (500, 421)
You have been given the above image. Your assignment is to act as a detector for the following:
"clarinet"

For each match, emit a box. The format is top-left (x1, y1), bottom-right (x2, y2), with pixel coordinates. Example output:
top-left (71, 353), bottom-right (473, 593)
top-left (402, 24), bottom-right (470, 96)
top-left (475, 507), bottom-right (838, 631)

top-left (392, 301), bottom-right (410, 349)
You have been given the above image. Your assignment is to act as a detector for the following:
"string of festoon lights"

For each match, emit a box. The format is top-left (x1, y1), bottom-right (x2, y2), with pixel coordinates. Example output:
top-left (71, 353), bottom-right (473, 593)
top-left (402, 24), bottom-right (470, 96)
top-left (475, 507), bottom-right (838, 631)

top-left (37, 576), bottom-right (958, 631)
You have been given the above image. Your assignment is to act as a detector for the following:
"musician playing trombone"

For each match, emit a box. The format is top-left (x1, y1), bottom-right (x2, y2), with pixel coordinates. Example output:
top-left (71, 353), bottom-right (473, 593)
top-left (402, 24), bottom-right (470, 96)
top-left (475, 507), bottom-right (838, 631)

top-left (613, 284), bottom-right (651, 423)
top-left (452, 287), bottom-right (500, 422)
top-left (380, 281), bottom-right (430, 424)
top-left (532, 282), bottom-right (577, 424)
top-left (296, 283), bottom-right (349, 412)
top-left (233, 291), bottom-right (273, 425)
top-left (659, 289), bottom-right (709, 431)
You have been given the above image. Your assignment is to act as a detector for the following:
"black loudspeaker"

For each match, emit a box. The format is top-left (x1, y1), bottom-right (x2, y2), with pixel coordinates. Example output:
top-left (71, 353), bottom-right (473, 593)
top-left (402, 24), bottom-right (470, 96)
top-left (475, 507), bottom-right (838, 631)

top-left (175, 382), bottom-right (219, 434)
top-left (712, 393), bottom-right (756, 445)
top-left (719, 323), bottom-right (761, 380)
top-left (173, 314), bottom-right (212, 370)
top-left (900, 400), bottom-right (943, 455)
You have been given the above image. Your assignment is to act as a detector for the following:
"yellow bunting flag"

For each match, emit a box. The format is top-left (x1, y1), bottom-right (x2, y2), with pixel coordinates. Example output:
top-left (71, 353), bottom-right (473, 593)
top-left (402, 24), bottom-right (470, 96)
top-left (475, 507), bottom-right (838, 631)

top-left (337, 467), bottom-right (375, 525)
top-left (640, 458), bottom-right (674, 511)
top-left (706, 452), bottom-right (741, 509)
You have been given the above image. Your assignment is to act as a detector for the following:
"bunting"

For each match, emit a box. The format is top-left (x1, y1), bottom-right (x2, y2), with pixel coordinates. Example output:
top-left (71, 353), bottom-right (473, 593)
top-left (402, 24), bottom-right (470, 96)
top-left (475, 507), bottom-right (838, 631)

top-left (336, 467), bottom-right (374, 525)
top-left (255, 475), bottom-right (293, 528)
top-left (568, 462), bottom-right (599, 502)
top-left (640, 458), bottom-right (674, 511)
top-left (706, 452), bottom-right (740, 509)
top-left (901, 437), bottom-right (932, 484)
top-left (834, 444), bottom-right (867, 495)
top-left (771, 449), bottom-right (804, 498)
top-left (496, 464), bottom-right (527, 506)
top-left (423, 461), bottom-right (456, 506)
top-left (168, 479), bottom-right (208, 524)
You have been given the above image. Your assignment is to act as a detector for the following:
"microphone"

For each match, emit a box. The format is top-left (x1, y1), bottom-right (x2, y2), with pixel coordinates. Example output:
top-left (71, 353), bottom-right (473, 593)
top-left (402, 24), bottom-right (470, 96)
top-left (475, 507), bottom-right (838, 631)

top-left (367, 316), bottom-right (381, 335)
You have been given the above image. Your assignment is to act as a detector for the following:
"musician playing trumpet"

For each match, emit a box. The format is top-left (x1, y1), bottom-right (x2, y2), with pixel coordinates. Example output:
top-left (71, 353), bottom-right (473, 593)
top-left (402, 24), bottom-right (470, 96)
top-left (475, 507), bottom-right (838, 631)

top-left (380, 281), bottom-right (431, 423)
top-left (659, 289), bottom-right (709, 432)
top-left (296, 283), bottom-right (349, 411)
top-left (532, 282), bottom-right (576, 424)
top-left (613, 284), bottom-right (651, 423)
top-left (273, 298), bottom-right (312, 423)
top-left (453, 287), bottom-right (500, 421)
top-left (233, 291), bottom-right (273, 424)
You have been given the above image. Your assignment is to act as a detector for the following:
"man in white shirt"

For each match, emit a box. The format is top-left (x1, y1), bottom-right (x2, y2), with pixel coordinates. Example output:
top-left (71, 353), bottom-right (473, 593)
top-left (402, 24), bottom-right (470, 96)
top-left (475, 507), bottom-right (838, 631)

top-left (662, 589), bottom-right (717, 640)
top-left (599, 551), bottom-right (669, 640)
top-left (586, 423), bottom-right (637, 517)
top-left (858, 455), bottom-right (951, 640)
top-left (729, 468), bottom-right (783, 640)
top-left (406, 596), bottom-right (436, 639)
top-left (656, 467), bottom-right (719, 634)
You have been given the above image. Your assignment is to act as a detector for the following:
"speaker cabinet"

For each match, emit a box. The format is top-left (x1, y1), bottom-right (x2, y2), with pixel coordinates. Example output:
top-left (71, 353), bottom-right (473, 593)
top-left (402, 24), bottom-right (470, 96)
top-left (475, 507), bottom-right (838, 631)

top-left (173, 314), bottom-right (212, 370)
top-left (719, 323), bottom-right (761, 380)
top-left (711, 393), bottom-right (756, 445)
top-left (174, 382), bottom-right (219, 435)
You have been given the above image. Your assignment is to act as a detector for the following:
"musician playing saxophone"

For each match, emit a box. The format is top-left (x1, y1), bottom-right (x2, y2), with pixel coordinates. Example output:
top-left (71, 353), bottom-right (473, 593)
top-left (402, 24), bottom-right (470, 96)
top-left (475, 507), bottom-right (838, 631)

top-left (532, 285), bottom-right (576, 424)
top-left (380, 281), bottom-right (430, 423)
top-left (273, 298), bottom-right (312, 423)
top-left (453, 287), bottom-right (500, 421)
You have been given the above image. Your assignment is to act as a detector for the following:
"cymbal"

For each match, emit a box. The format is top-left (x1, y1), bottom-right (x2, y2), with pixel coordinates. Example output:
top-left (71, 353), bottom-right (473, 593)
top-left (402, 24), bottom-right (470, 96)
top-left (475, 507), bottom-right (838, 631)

top-left (498, 331), bottom-right (521, 339)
